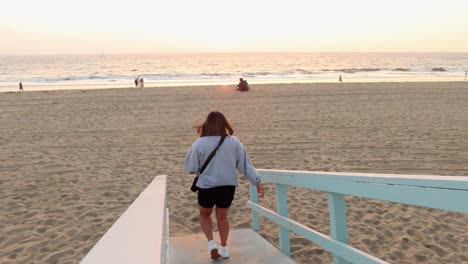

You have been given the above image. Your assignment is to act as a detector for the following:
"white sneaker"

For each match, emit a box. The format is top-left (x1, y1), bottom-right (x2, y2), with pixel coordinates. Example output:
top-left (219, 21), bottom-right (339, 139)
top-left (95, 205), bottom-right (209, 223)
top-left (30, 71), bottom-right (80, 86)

top-left (208, 240), bottom-right (221, 260)
top-left (218, 245), bottom-right (230, 259)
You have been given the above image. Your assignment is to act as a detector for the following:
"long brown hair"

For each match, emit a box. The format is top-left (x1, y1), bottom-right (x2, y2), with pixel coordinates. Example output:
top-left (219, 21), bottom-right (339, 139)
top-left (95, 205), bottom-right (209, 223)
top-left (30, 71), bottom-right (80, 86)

top-left (197, 111), bottom-right (234, 137)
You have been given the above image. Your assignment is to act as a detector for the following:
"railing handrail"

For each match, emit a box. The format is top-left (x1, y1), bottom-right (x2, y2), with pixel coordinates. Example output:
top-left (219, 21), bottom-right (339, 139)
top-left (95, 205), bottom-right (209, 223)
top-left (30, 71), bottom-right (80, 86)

top-left (259, 169), bottom-right (468, 191)
top-left (81, 175), bottom-right (169, 264)
top-left (257, 170), bottom-right (468, 214)
top-left (248, 169), bottom-right (468, 264)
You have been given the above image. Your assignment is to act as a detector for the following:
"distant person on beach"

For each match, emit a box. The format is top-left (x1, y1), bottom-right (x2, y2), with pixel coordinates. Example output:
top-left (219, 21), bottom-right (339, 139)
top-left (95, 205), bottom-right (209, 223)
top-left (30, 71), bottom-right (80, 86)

top-left (140, 78), bottom-right (144, 88)
top-left (19, 82), bottom-right (23, 92)
top-left (134, 77), bottom-right (139, 88)
top-left (184, 111), bottom-right (264, 260)
top-left (235, 78), bottom-right (249, 91)
top-left (465, 70), bottom-right (467, 81)
top-left (339, 75), bottom-right (343, 83)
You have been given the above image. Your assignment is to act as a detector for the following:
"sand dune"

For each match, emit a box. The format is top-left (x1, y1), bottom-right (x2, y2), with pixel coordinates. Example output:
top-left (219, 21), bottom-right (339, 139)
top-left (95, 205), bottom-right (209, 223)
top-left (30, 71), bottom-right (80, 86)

top-left (1, 82), bottom-right (467, 263)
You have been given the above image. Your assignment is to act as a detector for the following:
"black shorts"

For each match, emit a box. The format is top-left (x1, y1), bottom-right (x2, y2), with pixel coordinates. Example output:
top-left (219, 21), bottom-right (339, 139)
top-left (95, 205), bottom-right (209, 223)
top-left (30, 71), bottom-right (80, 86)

top-left (198, 186), bottom-right (236, 209)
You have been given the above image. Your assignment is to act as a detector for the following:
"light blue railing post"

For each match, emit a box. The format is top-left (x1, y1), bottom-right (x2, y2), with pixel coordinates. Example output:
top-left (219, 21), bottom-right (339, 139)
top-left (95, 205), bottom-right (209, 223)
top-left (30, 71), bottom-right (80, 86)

top-left (328, 193), bottom-right (350, 264)
top-left (249, 183), bottom-right (260, 231)
top-left (276, 184), bottom-right (291, 257)
top-left (250, 169), bottom-right (468, 264)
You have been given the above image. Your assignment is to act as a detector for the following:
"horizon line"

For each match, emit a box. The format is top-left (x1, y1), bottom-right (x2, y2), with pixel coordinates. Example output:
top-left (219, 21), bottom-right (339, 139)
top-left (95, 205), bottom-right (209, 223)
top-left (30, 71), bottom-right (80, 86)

top-left (2, 51), bottom-right (468, 56)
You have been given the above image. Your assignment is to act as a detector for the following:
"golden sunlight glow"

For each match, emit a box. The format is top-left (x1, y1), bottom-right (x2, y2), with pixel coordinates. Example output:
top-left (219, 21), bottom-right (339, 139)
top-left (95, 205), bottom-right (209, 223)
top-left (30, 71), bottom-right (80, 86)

top-left (1, 0), bottom-right (467, 54)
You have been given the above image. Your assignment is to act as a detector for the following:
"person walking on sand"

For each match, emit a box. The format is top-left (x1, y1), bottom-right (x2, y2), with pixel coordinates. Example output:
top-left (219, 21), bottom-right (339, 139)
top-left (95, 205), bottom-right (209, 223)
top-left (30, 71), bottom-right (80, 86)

top-left (134, 77), bottom-right (139, 88)
top-left (339, 75), bottom-right (343, 83)
top-left (19, 82), bottom-right (23, 92)
top-left (184, 111), bottom-right (264, 260)
top-left (139, 77), bottom-right (144, 88)
top-left (465, 70), bottom-right (467, 81)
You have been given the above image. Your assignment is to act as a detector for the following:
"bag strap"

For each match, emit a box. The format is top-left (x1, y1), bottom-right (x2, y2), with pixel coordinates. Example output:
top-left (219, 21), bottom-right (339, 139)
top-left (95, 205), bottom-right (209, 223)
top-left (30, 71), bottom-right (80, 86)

top-left (199, 136), bottom-right (226, 174)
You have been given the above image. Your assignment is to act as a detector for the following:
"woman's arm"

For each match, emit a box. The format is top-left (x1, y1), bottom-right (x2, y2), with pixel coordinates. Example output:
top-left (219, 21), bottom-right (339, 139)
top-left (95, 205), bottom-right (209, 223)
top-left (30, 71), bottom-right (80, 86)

top-left (236, 142), bottom-right (262, 185)
top-left (256, 184), bottom-right (264, 198)
top-left (184, 142), bottom-right (200, 174)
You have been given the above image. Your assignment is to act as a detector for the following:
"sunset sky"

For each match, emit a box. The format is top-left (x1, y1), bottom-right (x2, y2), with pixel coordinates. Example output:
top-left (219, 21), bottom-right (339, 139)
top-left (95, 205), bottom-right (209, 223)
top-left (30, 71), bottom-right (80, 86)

top-left (1, 0), bottom-right (468, 55)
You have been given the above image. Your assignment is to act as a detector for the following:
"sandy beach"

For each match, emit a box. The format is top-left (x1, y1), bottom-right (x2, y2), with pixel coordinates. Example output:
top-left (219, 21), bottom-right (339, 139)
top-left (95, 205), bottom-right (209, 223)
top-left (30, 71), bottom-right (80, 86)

top-left (1, 82), bottom-right (468, 264)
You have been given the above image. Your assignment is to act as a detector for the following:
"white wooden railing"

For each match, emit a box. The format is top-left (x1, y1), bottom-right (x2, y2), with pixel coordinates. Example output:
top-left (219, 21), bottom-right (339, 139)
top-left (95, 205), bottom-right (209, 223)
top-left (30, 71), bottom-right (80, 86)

top-left (81, 175), bottom-right (169, 264)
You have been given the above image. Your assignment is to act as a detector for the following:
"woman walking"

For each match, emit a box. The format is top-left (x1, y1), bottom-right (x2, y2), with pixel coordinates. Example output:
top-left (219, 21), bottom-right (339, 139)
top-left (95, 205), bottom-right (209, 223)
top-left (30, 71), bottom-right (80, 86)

top-left (184, 111), bottom-right (264, 260)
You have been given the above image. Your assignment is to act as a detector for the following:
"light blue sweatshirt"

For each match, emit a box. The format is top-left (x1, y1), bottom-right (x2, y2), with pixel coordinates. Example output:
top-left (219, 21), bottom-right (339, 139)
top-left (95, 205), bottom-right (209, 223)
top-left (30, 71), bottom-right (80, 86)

top-left (184, 136), bottom-right (261, 188)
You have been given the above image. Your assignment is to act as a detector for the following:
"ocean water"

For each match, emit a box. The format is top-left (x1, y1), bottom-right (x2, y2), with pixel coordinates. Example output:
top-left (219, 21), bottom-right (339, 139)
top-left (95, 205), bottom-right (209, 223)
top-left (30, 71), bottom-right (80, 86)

top-left (0, 53), bottom-right (467, 91)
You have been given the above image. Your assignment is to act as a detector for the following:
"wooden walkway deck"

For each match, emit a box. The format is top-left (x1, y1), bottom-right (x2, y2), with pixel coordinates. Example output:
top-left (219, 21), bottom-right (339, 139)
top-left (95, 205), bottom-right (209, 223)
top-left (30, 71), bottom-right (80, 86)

top-left (82, 173), bottom-right (468, 264)
top-left (169, 229), bottom-right (295, 264)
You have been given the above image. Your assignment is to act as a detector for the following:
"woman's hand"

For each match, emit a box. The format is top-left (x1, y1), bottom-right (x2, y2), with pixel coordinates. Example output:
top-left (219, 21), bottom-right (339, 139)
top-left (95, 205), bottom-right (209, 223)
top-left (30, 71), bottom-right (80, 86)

top-left (256, 184), bottom-right (264, 198)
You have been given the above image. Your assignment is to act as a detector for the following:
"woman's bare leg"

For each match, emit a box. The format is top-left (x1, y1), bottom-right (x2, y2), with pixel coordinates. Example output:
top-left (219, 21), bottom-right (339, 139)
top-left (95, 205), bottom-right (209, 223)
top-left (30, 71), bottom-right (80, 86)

top-left (215, 207), bottom-right (229, 246)
top-left (199, 207), bottom-right (214, 241)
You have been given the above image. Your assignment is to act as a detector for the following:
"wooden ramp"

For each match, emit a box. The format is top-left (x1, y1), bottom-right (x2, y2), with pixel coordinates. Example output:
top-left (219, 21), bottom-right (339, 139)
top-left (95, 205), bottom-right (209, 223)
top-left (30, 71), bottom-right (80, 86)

top-left (169, 229), bottom-right (295, 264)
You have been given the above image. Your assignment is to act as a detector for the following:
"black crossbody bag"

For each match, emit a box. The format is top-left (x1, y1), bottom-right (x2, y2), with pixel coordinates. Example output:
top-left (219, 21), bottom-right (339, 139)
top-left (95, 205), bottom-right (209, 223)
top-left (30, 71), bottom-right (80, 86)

top-left (190, 136), bottom-right (226, 192)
